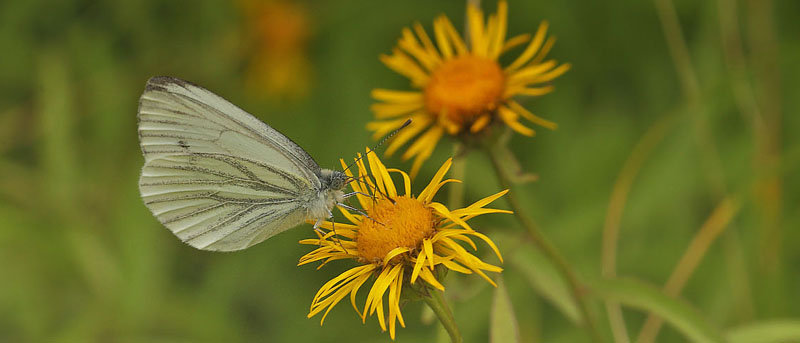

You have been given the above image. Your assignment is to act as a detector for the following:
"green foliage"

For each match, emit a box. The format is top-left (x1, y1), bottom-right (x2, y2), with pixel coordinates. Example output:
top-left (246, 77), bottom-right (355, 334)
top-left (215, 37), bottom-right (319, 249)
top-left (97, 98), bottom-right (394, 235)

top-left (506, 234), bottom-right (581, 325)
top-left (0, 0), bottom-right (798, 342)
top-left (490, 277), bottom-right (519, 343)
top-left (726, 320), bottom-right (800, 343)
top-left (593, 278), bottom-right (725, 343)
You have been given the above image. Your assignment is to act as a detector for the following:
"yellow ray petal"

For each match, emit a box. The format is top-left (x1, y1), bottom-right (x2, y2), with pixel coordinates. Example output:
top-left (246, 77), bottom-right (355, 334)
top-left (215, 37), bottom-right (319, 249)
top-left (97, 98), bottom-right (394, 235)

top-left (507, 100), bottom-right (558, 129)
top-left (353, 153), bottom-right (377, 199)
top-left (449, 207), bottom-right (513, 218)
top-left (393, 272), bottom-right (406, 327)
top-left (388, 283), bottom-right (398, 339)
top-left (419, 267), bottom-right (445, 290)
top-left (441, 258), bottom-right (473, 274)
top-left (531, 36), bottom-right (556, 64)
top-left (410, 249), bottom-right (427, 283)
top-left (467, 230), bottom-right (504, 262)
top-left (504, 85), bottom-right (554, 98)
top-left (433, 17), bottom-right (454, 58)
top-left (312, 264), bottom-right (374, 303)
top-left (386, 168), bottom-right (412, 196)
top-left (529, 62), bottom-right (571, 83)
top-left (439, 238), bottom-right (500, 286)
top-left (367, 116), bottom-right (415, 140)
top-left (402, 125), bottom-right (443, 161)
top-left (498, 105), bottom-right (535, 136)
top-left (484, 15), bottom-right (499, 58)
top-left (429, 202), bottom-right (474, 231)
top-left (349, 271), bottom-right (373, 320)
top-left (489, 0), bottom-right (508, 58)
top-left (398, 27), bottom-right (439, 71)
top-left (380, 50), bottom-right (430, 87)
top-left (505, 21), bottom-right (549, 72)
top-left (367, 149), bottom-right (396, 197)
top-left (370, 102), bottom-right (423, 119)
top-left (383, 247), bottom-right (409, 265)
top-left (388, 269), bottom-right (405, 339)
top-left (467, 3), bottom-right (487, 56)
top-left (403, 126), bottom-right (444, 178)
top-left (501, 33), bottom-right (530, 54)
top-left (341, 157), bottom-right (372, 209)
top-left (470, 113), bottom-right (492, 133)
top-left (464, 189), bottom-right (510, 210)
top-left (363, 265), bottom-right (393, 320)
top-left (418, 157), bottom-right (453, 201)
top-left (337, 205), bottom-right (363, 226)
top-left (374, 294), bottom-right (386, 330)
top-left (421, 179), bottom-right (461, 204)
top-left (424, 238), bottom-right (435, 269)
top-left (439, 15), bottom-right (467, 55)
top-left (449, 233), bottom-right (477, 250)
top-left (319, 281), bottom-right (358, 324)
top-left (384, 115), bottom-right (431, 156)
top-left (371, 89), bottom-right (424, 103)
top-left (413, 22), bottom-right (441, 64)
top-left (507, 60), bottom-right (557, 84)
top-left (368, 264), bottom-right (402, 317)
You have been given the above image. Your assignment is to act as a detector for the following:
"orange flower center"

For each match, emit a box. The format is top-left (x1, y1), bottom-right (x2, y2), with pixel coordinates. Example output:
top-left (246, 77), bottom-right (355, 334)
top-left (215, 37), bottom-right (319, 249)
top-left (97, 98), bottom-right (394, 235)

top-left (356, 196), bottom-right (435, 264)
top-left (424, 55), bottom-right (505, 128)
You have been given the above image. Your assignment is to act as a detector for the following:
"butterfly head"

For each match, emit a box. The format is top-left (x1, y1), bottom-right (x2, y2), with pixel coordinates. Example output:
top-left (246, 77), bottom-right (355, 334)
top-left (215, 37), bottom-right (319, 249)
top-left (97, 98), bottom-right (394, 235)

top-left (320, 169), bottom-right (349, 191)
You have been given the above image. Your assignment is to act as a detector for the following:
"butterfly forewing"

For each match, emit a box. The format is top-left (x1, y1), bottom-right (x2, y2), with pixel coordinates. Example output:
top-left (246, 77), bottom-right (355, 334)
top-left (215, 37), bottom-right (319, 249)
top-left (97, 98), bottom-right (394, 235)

top-left (138, 76), bottom-right (322, 251)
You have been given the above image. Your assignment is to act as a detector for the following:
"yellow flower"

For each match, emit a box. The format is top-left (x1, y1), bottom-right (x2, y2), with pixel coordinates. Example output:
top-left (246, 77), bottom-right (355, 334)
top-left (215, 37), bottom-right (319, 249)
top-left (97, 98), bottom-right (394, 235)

top-left (299, 149), bottom-right (509, 339)
top-left (239, 0), bottom-right (313, 100)
top-left (368, 0), bottom-right (570, 176)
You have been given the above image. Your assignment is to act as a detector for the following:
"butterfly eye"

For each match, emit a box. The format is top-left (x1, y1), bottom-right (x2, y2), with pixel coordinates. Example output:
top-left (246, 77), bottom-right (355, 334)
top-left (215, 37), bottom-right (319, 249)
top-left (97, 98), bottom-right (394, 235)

top-left (331, 172), bottom-right (348, 190)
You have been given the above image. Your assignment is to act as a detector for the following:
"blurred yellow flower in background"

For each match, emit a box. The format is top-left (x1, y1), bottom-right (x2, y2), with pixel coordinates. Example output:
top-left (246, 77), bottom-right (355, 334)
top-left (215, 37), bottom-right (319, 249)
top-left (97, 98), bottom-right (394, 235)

top-left (239, 0), bottom-right (313, 100)
top-left (368, 0), bottom-right (570, 176)
top-left (299, 149), bottom-right (509, 339)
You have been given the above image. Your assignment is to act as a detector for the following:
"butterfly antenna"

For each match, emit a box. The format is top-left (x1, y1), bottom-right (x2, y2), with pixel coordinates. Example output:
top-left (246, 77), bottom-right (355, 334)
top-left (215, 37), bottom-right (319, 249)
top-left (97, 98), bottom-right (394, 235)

top-left (343, 119), bottom-right (412, 174)
top-left (342, 119), bottom-right (411, 205)
top-left (356, 173), bottom-right (396, 205)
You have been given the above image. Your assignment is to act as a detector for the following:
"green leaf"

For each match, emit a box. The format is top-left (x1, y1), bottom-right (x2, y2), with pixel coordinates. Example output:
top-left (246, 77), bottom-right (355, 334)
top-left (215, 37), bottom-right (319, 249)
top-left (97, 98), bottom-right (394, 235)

top-left (726, 320), bottom-right (800, 343)
top-left (593, 278), bottom-right (724, 343)
top-left (436, 323), bottom-right (449, 343)
top-left (420, 302), bottom-right (436, 325)
top-left (490, 277), bottom-right (519, 343)
top-left (37, 51), bottom-right (78, 210)
top-left (508, 243), bottom-right (582, 325)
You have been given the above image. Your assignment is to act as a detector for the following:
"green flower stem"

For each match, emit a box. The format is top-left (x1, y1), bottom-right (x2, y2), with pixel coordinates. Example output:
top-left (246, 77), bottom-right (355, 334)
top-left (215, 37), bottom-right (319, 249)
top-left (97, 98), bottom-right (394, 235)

top-left (423, 289), bottom-right (462, 343)
top-left (485, 146), bottom-right (602, 343)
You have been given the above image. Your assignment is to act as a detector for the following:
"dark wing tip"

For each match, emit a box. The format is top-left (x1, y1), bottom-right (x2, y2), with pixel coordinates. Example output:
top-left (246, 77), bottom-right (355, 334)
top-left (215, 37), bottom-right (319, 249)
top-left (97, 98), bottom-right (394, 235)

top-left (145, 76), bottom-right (199, 92)
top-left (145, 76), bottom-right (174, 92)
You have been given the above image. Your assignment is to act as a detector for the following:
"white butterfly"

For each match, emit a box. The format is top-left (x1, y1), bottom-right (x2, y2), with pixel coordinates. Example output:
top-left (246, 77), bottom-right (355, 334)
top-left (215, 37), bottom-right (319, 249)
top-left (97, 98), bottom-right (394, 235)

top-left (137, 76), bottom-right (349, 251)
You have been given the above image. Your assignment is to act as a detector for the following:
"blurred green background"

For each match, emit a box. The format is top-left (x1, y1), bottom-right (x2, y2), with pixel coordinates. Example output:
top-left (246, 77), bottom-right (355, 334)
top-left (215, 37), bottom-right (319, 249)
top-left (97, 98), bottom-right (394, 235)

top-left (1, 0), bottom-right (797, 342)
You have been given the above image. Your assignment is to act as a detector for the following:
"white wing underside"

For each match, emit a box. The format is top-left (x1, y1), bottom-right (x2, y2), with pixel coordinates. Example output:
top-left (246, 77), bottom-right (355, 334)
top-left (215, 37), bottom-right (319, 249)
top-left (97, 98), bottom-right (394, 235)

top-left (138, 76), bottom-right (321, 251)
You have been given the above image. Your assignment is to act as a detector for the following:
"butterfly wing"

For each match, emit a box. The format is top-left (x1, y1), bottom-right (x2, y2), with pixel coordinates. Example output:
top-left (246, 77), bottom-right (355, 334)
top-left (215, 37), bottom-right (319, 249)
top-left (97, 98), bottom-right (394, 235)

top-left (138, 76), bottom-right (320, 251)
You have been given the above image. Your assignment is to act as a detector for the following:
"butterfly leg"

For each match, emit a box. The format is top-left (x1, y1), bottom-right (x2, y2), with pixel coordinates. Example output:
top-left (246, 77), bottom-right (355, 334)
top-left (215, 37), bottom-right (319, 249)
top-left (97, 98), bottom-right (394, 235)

top-left (336, 203), bottom-right (389, 228)
top-left (312, 219), bottom-right (338, 249)
top-left (330, 217), bottom-right (347, 251)
top-left (347, 174), bottom-right (392, 205)
top-left (313, 209), bottom-right (347, 250)
top-left (342, 191), bottom-right (374, 199)
top-left (313, 219), bottom-right (326, 236)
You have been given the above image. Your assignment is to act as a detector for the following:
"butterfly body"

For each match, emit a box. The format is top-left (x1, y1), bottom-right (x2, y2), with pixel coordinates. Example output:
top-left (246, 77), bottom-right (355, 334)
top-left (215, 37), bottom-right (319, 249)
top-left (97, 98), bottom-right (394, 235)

top-left (309, 169), bottom-right (347, 220)
top-left (137, 76), bottom-right (345, 251)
